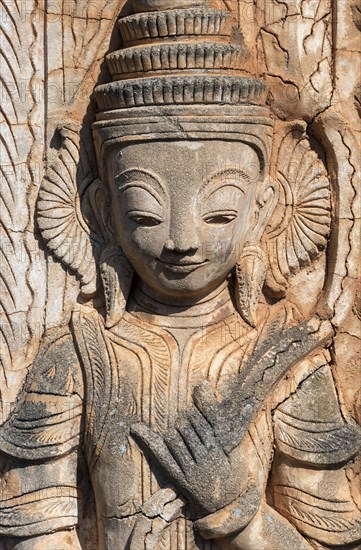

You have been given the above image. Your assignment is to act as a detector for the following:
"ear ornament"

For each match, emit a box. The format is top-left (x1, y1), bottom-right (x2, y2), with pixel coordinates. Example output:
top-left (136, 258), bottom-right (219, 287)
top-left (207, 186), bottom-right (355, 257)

top-left (37, 123), bottom-right (134, 326)
top-left (263, 123), bottom-right (331, 299)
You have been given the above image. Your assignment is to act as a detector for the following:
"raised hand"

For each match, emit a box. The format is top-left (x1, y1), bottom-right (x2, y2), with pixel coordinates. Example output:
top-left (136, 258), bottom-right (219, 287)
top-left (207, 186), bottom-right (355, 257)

top-left (131, 384), bottom-right (248, 519)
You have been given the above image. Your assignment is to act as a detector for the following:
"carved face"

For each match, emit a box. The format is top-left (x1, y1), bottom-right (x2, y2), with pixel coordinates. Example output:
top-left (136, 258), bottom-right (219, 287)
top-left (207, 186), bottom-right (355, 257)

top-left (108, 140), bottom-right (261, 301)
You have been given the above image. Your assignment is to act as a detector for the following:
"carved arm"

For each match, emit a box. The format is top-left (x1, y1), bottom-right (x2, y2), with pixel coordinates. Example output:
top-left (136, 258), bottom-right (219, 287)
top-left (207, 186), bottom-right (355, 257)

top-left (0, 328), bottom-right (83, 544)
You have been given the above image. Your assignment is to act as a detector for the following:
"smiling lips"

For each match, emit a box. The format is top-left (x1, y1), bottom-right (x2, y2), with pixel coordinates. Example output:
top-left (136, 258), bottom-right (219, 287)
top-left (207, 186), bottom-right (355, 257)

top-left (158, 259), bottom-right (209, 274)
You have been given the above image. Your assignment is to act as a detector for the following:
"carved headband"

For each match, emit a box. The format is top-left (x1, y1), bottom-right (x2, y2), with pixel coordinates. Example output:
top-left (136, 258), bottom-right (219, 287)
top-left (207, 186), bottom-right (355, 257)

top-left (93, 105), bottom-right (274, 181)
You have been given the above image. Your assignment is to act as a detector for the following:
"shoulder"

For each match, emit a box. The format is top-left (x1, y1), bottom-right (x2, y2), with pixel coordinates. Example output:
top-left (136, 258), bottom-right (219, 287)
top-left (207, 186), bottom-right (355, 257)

top-left (0, 323), bottom-right (83, 460)
top-left (271, 356), bottom-right (361, 546)
top-left (27, 323), bottom-right (82, 396)
top-left (274, 357), bottom-right (361, 466)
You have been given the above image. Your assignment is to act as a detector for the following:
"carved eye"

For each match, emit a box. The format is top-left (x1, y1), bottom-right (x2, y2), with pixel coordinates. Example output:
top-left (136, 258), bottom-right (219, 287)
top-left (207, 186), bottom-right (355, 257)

top-left (128, 211), bottom-right (163, 227)
top-left (203, 211), bottom-right (237, 225)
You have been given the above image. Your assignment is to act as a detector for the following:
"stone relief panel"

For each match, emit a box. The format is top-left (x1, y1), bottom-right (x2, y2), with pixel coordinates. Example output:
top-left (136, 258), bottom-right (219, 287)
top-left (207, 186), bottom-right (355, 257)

top-left (0, 0), bottom-right (360, 549)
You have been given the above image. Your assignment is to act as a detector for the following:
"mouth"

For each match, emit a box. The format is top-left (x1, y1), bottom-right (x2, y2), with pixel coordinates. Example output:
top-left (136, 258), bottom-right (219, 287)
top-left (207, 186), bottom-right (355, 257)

top-left (157, 259), bottom-right (209, 274)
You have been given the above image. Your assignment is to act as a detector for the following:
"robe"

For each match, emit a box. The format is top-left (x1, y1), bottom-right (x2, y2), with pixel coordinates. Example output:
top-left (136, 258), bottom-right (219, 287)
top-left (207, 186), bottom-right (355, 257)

top-left (0, 297), bottom-right (360, 549)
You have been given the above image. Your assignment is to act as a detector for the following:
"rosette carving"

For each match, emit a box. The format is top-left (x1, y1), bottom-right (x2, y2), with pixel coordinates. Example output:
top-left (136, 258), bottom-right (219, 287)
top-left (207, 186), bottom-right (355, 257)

top-left (37, 125), bottom-right (104, 296)
top-left (264, 125), bottom-right (331, 297)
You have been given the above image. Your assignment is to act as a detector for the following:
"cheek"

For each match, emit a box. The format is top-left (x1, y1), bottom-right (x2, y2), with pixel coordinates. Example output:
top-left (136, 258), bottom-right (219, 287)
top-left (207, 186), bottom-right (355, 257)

top-left (126, 226), bottom-right (168, 257)
top-left (200, 224), bottom-right (240, 266)
top-left (207, 193), bottom-right (255, 260)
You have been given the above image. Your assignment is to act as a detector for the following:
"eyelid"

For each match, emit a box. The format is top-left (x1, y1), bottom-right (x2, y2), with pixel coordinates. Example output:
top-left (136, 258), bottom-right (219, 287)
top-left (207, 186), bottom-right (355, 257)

top-left (203, 209), bottom-right (238, 218)
top-left (117, 180), bottom-right (162, 205)
top-left (127, 209), bottom-right (162, 220)
top-left (203, 210), bottom-right (238, 225)
top-left (207, 183), bottom-right (246, 200)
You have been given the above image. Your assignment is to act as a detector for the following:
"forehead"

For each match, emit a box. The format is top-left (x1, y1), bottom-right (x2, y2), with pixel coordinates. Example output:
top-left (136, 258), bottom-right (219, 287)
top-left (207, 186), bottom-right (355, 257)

top-left (112, 140), bottom-right (260, 185)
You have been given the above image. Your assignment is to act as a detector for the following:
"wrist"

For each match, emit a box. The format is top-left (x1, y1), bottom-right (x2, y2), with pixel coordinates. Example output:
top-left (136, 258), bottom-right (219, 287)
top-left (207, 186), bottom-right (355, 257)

top-left (194, 483), bottom-right (260, 540)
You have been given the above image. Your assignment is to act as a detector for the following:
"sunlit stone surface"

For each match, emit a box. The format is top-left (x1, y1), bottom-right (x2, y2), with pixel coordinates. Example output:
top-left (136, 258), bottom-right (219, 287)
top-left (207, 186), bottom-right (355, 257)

top-left (0, 1), bottom-right (360, 548)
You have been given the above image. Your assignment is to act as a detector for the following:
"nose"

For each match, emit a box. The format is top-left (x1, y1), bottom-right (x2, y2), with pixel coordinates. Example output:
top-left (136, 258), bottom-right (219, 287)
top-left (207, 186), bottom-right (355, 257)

top-left (164, 239), bottom-right (198, 254)
top-left (165, 218), bottom-right (200, 254)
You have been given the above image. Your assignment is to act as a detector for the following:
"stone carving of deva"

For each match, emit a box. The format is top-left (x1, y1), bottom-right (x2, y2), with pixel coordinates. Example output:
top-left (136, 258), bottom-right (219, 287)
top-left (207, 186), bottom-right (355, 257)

top-left (0, 1), bottom-right (360, 549)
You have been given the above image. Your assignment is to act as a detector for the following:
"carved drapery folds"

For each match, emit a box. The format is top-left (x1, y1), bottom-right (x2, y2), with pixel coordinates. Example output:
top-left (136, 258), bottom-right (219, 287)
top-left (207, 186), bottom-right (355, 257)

top-left (0, 0), bottom-right (360, 549)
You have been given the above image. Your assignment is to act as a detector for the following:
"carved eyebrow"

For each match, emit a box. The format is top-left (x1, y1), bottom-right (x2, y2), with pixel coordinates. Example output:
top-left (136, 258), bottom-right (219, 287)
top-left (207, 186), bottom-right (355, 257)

top-left (200, 168), bottom-right (252, 197)
top-left (115, 168), bottom-right (166, 205)
top-left (207, 183), bottom-right (246, 198)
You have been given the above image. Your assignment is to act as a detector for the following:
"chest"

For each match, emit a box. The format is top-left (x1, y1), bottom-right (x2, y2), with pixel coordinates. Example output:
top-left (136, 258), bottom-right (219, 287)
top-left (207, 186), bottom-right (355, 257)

top-left (109, 314), bottom-right (257, 429)
top-left (77, 313), bottom-right (259, 550)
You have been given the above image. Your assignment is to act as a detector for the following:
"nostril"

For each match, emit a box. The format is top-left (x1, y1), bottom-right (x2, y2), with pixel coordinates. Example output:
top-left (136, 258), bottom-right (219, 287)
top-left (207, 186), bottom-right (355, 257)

top-left (173, 244), bottom-right (198, 255)
top-left (164, 239), bottom-right (175, 250)
top-left (165, 229), bottom-right (200, 254)
top-left (163, 239), bottom-right (198, 255)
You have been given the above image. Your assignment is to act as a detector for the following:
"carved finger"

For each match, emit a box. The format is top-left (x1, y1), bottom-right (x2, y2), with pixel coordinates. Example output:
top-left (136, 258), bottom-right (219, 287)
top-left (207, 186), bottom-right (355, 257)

top-left (188, 409), bottom-right (218, 451)
top-left (131, 423), bottom-right (184, 482)
top-left (175, 419), bottom-right (208, 462)
top-left (192, 381), bottom-right (220, 426)
top-left (165, 429), bottom-right (195, 473)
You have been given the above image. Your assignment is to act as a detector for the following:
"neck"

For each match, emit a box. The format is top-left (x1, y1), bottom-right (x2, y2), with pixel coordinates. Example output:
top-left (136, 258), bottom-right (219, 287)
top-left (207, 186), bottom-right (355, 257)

top-left (127, 278), bottom-right (235, 328)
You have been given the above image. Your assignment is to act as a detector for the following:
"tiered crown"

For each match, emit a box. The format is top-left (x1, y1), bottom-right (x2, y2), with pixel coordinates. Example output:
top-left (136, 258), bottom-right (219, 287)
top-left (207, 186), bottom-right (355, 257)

top-left (93, 1), bottom-right (273, 179)
top-left (95, 0), bottom-right (266, 111)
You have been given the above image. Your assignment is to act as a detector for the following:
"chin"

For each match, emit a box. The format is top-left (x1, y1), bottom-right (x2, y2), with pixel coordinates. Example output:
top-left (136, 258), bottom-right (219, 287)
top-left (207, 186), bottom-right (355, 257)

top-left (153, 270), bottom-right (226, 299)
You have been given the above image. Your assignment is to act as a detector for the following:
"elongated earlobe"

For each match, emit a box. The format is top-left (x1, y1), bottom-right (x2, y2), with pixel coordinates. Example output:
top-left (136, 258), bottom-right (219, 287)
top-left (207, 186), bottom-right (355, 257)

top-left (89, 178), bottom-right (134, 328)
top-left (233, 177), bottom-right (277, 327)
top-left (100, 245), bottom-right (134, 328)
top-left (234, 244), bottom-right (268, 327)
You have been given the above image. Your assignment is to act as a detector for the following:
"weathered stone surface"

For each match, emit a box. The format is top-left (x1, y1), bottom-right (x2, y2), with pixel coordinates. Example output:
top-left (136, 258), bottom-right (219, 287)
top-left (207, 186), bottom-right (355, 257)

top-left (0, 0), bottom-right (360, 548)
